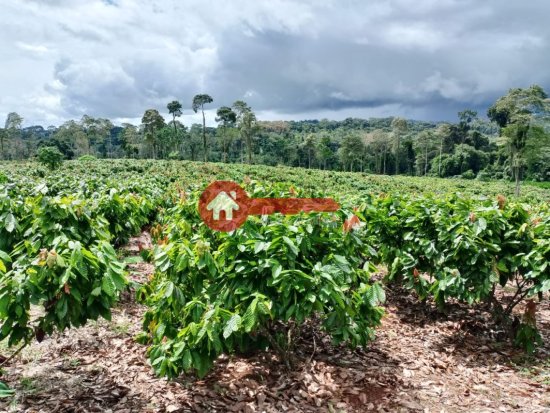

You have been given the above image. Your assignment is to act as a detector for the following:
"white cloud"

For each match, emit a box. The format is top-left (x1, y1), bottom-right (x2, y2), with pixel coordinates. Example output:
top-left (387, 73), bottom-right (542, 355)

top-left (0, 0), bottom-right (549, 126)
top-left (422, 72), bottom-right (470, 100)
top-left (15, 42), bottom-right (51, 54)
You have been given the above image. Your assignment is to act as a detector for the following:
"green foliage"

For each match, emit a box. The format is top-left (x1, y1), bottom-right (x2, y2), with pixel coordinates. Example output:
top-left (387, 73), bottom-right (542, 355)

top-left (0, 159), bottom-right (548, 373)
top-left (0, 164), bottom-right (166, 346)
top-left (357, 192), bottom-right (549, 351)
top-left (461, 169), bottom-right (475, 179)
top-left (78, 155), bottom-right (97, 161)
top-left (37, 146), bottom-right (64, 170)
top-left (0, 381), bottom-right (14, 398)
top-left (0, 240), bottom-right (127, 346)
top-left (488, 85), bottom-right (550, 194)
top-left (514, 323), bottom-right (543, 354)
top-left (138, 184), bottom-right (384, 378)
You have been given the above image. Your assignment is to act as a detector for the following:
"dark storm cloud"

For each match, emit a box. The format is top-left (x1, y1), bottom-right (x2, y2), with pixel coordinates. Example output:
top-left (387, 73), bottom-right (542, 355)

top-left (1, 0), bottom-right (550, 125)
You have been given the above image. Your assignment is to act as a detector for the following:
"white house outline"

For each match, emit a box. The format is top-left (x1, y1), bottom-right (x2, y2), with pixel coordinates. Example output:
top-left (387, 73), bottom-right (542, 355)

top-left (206, 191), bottom-right (240, 220)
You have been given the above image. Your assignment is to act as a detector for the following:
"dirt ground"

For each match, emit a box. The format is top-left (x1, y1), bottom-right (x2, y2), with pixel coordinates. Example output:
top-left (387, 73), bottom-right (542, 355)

top-left (0, 232), bottom-right (548, 413)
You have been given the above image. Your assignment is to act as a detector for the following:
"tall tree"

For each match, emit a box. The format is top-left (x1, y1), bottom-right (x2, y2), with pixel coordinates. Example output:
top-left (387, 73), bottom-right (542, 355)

top-left (0, 128), bottom-right (5, 159)
top-left (215, 106), bottom-right (237, 163)
top-left (188, 124), bottom-right (203, 161)
top-left (316, 135), bottom-right (333, 170)
top-left (434, 124), bottom-right (448, 177)
top-left (371, 130), bottom-right (390, 174)
top-left (2, 112), bottom-right (23, 159)
top-left (141, 109), bottom-right (165, 159)
top-left (80, 116), bottom-right (113, 157)
top-left (414, 130), bottom-right (438, 176)
top-left (339, 133), bottom-right (365, 172)
top-left (458, 109), bottom-right (477, 141)
top-left (192, 94), bottom-right (213, 162)
top-left (167, 100), bottom-right (183, 137)
top-left (391, 117), bottom-right (408, 175)
top-left (303, 134), bottom-right (316, 168)
top-left (487, 85), bottom-right (550, 195)
top-left (233, 100), bottom-right (258, 164)
top-left (120, 123), bottom-right (140, 158)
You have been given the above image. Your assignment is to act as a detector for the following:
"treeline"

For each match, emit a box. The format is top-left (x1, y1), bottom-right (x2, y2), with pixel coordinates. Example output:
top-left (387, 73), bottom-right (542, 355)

top-left (1, 87), bottom-right (549, 186)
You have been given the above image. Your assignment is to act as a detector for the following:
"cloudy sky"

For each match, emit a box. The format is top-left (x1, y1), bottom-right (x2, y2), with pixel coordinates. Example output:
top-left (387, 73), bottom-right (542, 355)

top-left (1, 0), bottom-right (549, 127)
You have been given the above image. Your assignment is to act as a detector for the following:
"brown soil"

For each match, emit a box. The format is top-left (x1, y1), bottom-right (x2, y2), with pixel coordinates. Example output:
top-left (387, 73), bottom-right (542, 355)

top-left (0, 233), bottom-right (548, 413)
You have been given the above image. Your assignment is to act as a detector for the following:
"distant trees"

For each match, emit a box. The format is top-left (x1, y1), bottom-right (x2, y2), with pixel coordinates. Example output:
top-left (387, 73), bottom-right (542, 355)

top-left (432, 144), bottom-right (489, 178)
top-left (120, 124), bottom-right (140, 158)
top-left (370, 130), bottom-right (390, 174)
top-left (391, 117), bottom-right (408, 175)
top-left (141, 109), bottom-right (165, 159)
top-left (215, 106), bottom-right (237, 163)
top-left (188, 124), bottom-right (203, 161)
top-left (414, 130), bottom-right (438, 176)
top-left (81, 116), bottom-right (114, 157)
top-left (302, 134), bottom-right (316, 168)
top-left (0, 129), bottom-right (6, 160)
top-left (233, 101), bottom-right (258, 164)
top-left (1, 112), bottom-right (23, 159)
top-left (1, 85), bottom-right (549, 184)
top-left (488, 85), bottom-right (550, 194)
top-left (37, 146), bottom-right (64, 170)
top-left (167, 100), bottom-right (183, 136)
top-left (316, 135), bottom-right (334, 170)
top-left (339, 133), bottom-right (365, 172)
top-left (192, 94), bottom-right (213, 162)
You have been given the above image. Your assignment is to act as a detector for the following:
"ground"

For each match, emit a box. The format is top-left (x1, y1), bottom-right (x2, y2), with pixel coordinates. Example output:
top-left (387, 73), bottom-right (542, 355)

top-left (0, 232), bottom-right (548, 413)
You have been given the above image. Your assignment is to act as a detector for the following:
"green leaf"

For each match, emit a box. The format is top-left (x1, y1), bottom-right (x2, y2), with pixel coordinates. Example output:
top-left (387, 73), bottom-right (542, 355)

top-left (272, 263), bottom-right (282, 279)
top-left (101, 275), bottom-right (116, 297)
top-left (223, 314), bottom-right (242, 339)
top-left (497, 260), bottom-right (508, 272)
top-left (182, 349), bottom-right (193, 370)
top-left (55, 298), bottom-right (68, 319)
top-left (242, 299), bottom-right (258, 332)
top-left (254, 241), bottom-right (266, 254)
top-left (0, 250), bottom-right (11, 263)
top-left (366, 283), bottom-right (386, 307)
top-left (164, 281), bottom-right (174, 299)
top-left (282, 236), bottom-right (299, 256)
top-left (4, 213), bottom-right (16, 233)
top-left (0, 381), bottom-right (15, 398)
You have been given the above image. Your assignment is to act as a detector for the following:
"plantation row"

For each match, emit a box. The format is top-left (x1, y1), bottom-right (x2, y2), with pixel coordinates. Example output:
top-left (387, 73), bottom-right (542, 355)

top-left (0, 169), bottom-right (167, 347)
top-left (0, 160), bottom-right (548, 378)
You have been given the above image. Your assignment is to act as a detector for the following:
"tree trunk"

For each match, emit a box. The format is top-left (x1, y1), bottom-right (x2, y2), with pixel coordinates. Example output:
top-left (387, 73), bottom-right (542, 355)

top-left (438, 135), bottom-right (443, 177)
top-left (247, 135), bottom-right (252, 164)
top-left (424, 140), bottom-right (428, 176)
top-left (515, 165), bottom-right (521, 196)
top-left (395, 134), bottom-right (400, 175)
top-left (383, 145), bottom-right (387, 175)
top-left (240, 140), bottom-right (244, 163)
top-left (173, 114), bottom-right (178, 155)
top-left (222, 128), bottom-right (227, 163)
top-left (202, 107), bottom-right (207, 162)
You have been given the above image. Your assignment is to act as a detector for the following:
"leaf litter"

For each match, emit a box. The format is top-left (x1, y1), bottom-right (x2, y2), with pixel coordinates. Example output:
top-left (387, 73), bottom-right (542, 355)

top-left (0, 232), bottom-right (548, 413)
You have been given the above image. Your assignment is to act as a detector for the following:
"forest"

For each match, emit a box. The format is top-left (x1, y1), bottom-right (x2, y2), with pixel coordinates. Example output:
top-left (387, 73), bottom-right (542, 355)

top-left (1, 85), bottom-right (549, 189)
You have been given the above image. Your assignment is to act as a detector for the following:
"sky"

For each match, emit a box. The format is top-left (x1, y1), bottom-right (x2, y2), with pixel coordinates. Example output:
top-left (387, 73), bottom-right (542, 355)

top-left (1, 0), bottom-right (549, 128)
